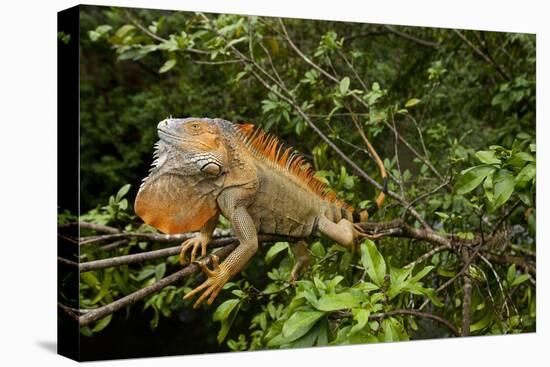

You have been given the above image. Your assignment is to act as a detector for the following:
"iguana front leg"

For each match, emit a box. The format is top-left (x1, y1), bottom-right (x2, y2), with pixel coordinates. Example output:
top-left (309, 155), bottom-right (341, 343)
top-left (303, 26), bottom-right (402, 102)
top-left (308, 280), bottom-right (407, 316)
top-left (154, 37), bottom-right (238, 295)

top-left (179, 214), bottom-right (219, 265)
top-left (184, 189), bottom-right (258, 308)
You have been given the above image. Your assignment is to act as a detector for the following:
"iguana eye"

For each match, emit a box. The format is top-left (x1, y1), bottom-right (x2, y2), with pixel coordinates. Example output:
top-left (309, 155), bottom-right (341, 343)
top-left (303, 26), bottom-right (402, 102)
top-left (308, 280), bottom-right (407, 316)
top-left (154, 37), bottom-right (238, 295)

top-left (186, 122), bottom-right (204, 135)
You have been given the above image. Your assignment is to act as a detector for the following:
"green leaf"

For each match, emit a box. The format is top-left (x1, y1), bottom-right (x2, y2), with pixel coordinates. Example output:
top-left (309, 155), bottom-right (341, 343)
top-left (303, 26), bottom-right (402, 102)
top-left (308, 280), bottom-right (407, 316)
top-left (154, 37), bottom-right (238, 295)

top-left (455, 165), bottom-right (495, 195)
top-left (80, 326), bottom-right (93, 337)
top-left (91, 270), bottom-right (112, 305)
top-left (387, 267), bottom-right (412, 299)
top-left (387, 317), bottom-right (409, 340)
top-left (225, 36), bottom-right (248, 49)
top-left (81, 272), bottom-right (100, 288)
top-left (155, 263), bottom-right (166, 281)
top-left (350, 308), bottom-right (370, 334)
top-left (404, 98), bottom-right (421, 108)
top-left (475, 150), bottom-right (501, 165)
top-left (517, 190), bottom-right (533, 206)
top-left (410, 265), bottom-right (434, 283)
top-left (310, 242), bottom-right (325, 257)
top-left (360, 240), bottom-right (386, 286)
top-left (422, 288), bottom-right (444, 307)
top-left (58, 31), bottom-right (71, 44)
top-left (281, 311), bottom-right (324, 342)
top-left (316, 292), bottom-right (364, 311)
top-left (115, 24), bottom-right (135, 38)
top-left (507, 152), bottom-right (535, 167)
top-left (265, 242), bottom-right (289, 264)
top-left (515, 163), bottom-right (535, 188)
top-left (381, 318), bottom-right (397, 341)
top-left (88, 25), bottom-right (112, 42)
top-left (136, 266), bottom-right (156, 281)
top-left (512, 274), bottom-right (531, 287)
top-left (213, 299), bottom-right (240, 322)
top-left (492, 169), bottom-right (515, 210)
top-left (115, 184), bottom-right (131, 202)
top-left (470, 312), bottom-right (492, 332)
top-left (507, 264), bottom-right (516, 285)
top-left (313, 276), bottom-right (326, 291)
top-left (339, 77), bottom-right (350, 95)
top-left (92, 314), bottom-right (113, 332)
top-left (217, 302), bottom-right (241, 343)
top-left (159, 59), bottom-right (177, 73)
top-left (355, 281), bottom-right (379, 292)
top-left (325, 275), bottom-right (344, 292)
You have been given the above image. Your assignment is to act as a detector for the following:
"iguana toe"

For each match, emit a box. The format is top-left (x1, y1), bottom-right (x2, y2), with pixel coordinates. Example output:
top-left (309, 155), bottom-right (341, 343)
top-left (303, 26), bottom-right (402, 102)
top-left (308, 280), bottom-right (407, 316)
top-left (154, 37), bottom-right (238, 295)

top-left (183, 255), bottom-right (230, 308)
top-left (179, 237), bottom-right (207, 265)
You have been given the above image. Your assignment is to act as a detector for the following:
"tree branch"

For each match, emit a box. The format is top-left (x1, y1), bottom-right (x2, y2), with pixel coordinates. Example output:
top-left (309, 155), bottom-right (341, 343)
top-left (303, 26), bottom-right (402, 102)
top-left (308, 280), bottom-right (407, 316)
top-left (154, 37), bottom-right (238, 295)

top-left (78, 227), bottom-right (233, 246)
top-left (78, 235), bottom-right (289, 272)
top-left (78, 244), bottom-right (237, 327)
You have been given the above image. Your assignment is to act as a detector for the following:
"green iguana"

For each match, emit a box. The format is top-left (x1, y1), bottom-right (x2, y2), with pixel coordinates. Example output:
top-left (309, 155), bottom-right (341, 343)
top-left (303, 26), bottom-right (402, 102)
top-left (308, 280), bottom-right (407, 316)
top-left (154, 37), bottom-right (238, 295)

top-left (135, 117), bottom-right (387, 308)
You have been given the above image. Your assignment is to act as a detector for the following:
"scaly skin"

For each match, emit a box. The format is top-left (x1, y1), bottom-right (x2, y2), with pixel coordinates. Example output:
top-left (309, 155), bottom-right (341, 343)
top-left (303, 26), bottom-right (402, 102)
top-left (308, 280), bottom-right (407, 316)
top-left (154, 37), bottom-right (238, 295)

top-left (135, 117), bottom-right (387, 308)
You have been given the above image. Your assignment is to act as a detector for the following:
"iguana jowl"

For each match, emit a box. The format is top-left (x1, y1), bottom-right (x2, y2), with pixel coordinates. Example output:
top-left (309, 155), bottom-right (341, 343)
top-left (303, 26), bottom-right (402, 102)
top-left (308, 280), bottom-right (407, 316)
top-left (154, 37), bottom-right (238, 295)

top-left (135, 117), bottom-right (387, 308)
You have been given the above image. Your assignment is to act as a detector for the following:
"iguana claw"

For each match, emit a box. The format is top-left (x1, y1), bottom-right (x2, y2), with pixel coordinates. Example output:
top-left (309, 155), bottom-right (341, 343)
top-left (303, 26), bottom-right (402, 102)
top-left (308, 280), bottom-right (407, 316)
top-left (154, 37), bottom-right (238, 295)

top-left (179, 236), bottom-right (208, 265)
top-left (183, 255), bottom-right (230, 308)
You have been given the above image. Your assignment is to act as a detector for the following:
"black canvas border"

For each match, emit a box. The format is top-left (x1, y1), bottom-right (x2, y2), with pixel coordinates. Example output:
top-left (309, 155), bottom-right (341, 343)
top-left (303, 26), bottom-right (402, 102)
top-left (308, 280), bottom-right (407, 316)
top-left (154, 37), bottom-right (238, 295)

top-left (57, 4), bottom-right (81, 362)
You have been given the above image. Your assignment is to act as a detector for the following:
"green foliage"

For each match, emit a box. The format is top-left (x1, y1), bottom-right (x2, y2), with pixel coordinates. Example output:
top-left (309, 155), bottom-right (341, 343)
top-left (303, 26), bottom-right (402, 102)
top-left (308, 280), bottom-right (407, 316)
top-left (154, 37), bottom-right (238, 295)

top-left (455, 139), bottom-right (535, 210)
top-left (72, 5), bottom-right (535, 352)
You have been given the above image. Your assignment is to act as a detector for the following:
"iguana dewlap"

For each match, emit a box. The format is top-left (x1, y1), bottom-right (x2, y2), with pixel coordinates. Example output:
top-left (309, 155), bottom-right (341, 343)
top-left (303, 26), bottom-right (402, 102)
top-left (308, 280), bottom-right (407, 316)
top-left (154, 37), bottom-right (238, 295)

top-left (135, 117), bottom-right (387, 308)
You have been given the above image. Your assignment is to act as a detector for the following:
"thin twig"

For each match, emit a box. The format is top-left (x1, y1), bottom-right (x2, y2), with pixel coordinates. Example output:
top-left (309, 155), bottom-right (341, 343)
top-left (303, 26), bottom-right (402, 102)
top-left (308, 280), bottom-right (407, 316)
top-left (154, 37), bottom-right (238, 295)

top-left (405, 244), bottom-right (453, 268)
top-left (337, 49), bottom-right (369, 92)
top-left (479, 254), bottom-right (513, 318)
top-left (391, 111), bottom-right (406, 198)
top-left (405, 113), bottom-right (430, 162)
top-left (383, 25), bottom-right (440, 49)
top-left (192, 59), bottom-right (244, 65)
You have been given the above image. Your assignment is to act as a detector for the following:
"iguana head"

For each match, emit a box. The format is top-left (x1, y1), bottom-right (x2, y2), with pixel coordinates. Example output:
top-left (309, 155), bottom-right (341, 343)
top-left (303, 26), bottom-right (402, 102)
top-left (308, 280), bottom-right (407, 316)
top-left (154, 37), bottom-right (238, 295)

top-left (134, 117), bottom-right (233, 234)
top-left (155, 117), bottom-right (230, 176)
